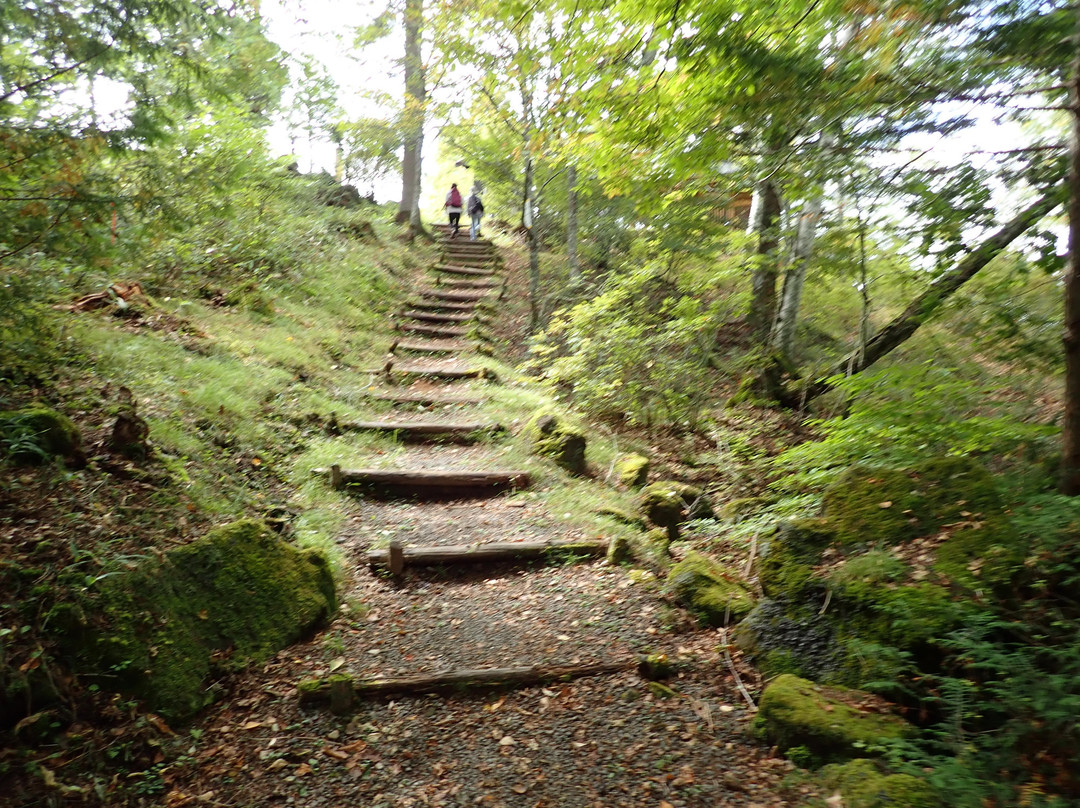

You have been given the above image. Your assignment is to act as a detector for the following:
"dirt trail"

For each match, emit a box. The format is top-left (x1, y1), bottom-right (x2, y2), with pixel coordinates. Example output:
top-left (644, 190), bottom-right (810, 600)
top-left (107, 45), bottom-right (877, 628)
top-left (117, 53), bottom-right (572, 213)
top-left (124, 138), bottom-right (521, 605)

top-left (177, 228), bottom-right (813, 808)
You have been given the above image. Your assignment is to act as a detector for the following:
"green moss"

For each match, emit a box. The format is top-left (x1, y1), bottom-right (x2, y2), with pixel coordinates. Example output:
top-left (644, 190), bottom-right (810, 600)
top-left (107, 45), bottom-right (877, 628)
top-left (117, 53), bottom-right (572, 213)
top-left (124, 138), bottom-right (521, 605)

top-left (933, 522), bottom-right (1025, 592)
top-left (755, 675), bottom-right (913, 762)
top-left (823, 457), bottom-right (1003, 548)
top-left (820, 759), bottom-right (937, 808)
top-left (629, 528), bottom-right (673, 572)
top-left (0, 406), bottom-right (82, 464)
top-left (666, 551), bottom-right (755, 626)
top-left (63, 519), bottom-right (336, 719)
top-left (615, 453), bottom-right (649, 488)
top-left (522, 411), bottom-right (587, 474)
top-left (758, 519), bottom-right (835, 600)
top-left (828, 550), bottom-right (907, 587)
top-left (606, 535), bottom-right (632, 564)
top-left (637, 481), bottom-right (713, 540)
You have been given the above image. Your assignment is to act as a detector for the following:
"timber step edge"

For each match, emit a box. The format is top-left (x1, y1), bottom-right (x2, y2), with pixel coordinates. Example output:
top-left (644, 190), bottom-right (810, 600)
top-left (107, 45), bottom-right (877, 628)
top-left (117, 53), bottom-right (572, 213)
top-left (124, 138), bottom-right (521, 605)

top-left (340, 420), bottom-right (503, 440)
top-left (366, 538), bottom-right (609, 568)
top-left (318, 465), bottom-right (531, 497)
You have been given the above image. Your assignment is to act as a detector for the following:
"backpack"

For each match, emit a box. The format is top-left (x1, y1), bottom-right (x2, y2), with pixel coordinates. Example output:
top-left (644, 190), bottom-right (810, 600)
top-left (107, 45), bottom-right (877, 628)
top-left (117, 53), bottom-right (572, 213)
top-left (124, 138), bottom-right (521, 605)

top-left (449, 187), bottom-right (462, 207)
top-left (468, 195), bottom-right (484, 215)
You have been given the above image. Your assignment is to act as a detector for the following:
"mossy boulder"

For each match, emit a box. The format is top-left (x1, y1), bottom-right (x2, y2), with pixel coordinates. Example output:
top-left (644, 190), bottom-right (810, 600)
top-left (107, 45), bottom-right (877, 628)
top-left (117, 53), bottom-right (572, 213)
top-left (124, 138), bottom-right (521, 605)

top-left (628, 528), bottom-right (673, 572)
top-left (615, 453), bottom-right (649, 488)
top-left (755, 674), bottom-right (913, 762)
top-left (820, 759), bottom-right (937, 807)
top-left (61, 519), bottom-right (336, 719)
top-left (757, 518), bottom-right (835, 600)
top-left (637, 481), bottom-right (713, 539)
top-left (522, 411), bottom-right (586, 474)
top-left (823, 457), bottom-right (1003, 548)
top-left (666, 552), bottom-right (755, 626)
top-left (606, 535), bottom-right (632, 564)
top-left (0, 407), bottom-right (82, 465)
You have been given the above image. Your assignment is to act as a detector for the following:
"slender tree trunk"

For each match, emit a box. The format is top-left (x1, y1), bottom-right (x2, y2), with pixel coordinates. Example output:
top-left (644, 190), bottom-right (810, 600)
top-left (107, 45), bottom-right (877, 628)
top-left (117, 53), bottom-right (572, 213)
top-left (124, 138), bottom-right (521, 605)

top-left (524, 154), bottom-right (541, 330)
top-left (797, 188), bottom-right (1064, 404)
top-left (396, 0), bottom-right (424, 227)
top-left (746, 178), bottom-right (783, 344)
top-left (771, 194), bottom-right (823, 361)
top-left (1062, 10), bottom-right (1080, 495)
top-left (567, 163), bottom-right (581, 287)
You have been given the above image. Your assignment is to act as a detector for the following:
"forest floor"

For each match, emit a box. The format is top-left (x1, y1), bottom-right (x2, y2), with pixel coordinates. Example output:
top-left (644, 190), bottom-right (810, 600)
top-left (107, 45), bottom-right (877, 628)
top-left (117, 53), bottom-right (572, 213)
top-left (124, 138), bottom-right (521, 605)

top-left (162, 233), bottom-right (820, 808)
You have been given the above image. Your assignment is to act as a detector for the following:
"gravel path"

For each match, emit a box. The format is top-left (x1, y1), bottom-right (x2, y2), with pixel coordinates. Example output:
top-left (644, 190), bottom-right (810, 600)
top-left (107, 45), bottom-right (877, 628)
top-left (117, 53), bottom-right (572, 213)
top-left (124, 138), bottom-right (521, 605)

top-left (174, 241), bottom-right (817, 808)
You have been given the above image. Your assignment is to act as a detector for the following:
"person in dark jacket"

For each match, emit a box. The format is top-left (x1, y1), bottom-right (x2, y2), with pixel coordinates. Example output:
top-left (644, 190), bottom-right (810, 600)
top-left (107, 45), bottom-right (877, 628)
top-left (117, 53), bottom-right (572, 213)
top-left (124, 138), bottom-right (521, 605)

top-left (466, 188), bottom-right (484, 241)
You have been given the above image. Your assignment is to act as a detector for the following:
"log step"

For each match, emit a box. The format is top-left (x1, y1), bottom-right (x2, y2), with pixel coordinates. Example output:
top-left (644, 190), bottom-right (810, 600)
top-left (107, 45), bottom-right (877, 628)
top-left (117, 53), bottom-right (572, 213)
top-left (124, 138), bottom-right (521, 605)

top-left (415, 287), bottom-right (494, 302)
top-left (367, 390), bottom-right (485, 405)
top-left (407, 299), bottom-right (483, 312)
top-left (436, 277), bottom-right (502, 290)
top-left (321, 466), bottom-right (530, 498)
top-left (297, 660), bottom-right (634, 709)
top-left (341, 420), bottom-right (502, 441)
top-left (390, 337), bottom-right (473, 354)
top-left (401, 309), bottom-right (476, 324)
top-left (434, 263), bottom-right (497, 277)
top-left (398, 322), bottom-right (471, 338)
top-left (388, 359), bottom-right (495, 380)
top-left (367, 538), bottom-right (608, 568)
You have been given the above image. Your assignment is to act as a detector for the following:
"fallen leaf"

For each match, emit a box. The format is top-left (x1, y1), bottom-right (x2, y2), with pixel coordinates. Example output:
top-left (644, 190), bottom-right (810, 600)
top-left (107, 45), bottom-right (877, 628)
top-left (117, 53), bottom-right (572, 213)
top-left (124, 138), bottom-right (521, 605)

top-left (660, 801), bottom-right (675, 808)
top-left (329, 657), bottom-right (346, 672)
top-left (498, 735), bottom-right (516, 746)
top-left (879, 501), bottom-right (893, 508)
top-left (242, 721), bottom-right (262, 730)
top-left (295, 762), bottom-right (313, 776)
top-left (826, 792), bottom-right (845, 807)
top-left (267, 759), bottom-right (287, 771)
top-left (672, 764), bottom-right (695, 786)
top-left (511, 784), bottom-right (528, 794)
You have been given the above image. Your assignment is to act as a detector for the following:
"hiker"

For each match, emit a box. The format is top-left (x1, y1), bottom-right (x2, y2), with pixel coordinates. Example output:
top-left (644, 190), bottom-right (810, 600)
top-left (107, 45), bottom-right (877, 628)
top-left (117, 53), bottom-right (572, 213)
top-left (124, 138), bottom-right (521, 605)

top-left (466, 188), bottom-right (484, 241)
top-left (444, 183), bottom-right (463, 238)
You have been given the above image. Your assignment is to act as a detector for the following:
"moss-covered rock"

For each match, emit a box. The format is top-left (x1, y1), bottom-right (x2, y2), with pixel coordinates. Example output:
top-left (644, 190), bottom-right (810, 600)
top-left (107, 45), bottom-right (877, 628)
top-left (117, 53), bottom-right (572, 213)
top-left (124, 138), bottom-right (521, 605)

top-left (820, 759), bottom-right (937, 807)
top-left (60, 519), bottom-right (335, 719)
top-left (615, 453), bottom-right (649, 488)
top-left (637, 481), bottom-right (713, 539)
top-left (666, 552), bottom-right (755, 626)
top-left (628, 528), bottom-right (673, 572)
top-left (757, 518), bottom-right (835, 600)
top-left (755, 674), bottom-right (913, 762)
top-left (823, 457), bottom-right (1003, 548)
top-left (522, 411), bottom-right (587, 474)
top-left (606, 535), bottom-right (632, 564)
top-left (0, 406), bottom-right (82, 465)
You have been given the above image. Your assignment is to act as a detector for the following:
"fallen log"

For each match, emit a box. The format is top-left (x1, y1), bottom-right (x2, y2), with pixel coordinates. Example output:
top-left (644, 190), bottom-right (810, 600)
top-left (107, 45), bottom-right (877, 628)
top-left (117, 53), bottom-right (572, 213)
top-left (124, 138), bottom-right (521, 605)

top-left (319, 466), bottom-right (530, 496)
top-left (297, 659), bottom-right (634, 706)
top-left (366, 538), bottom-right (608, 568)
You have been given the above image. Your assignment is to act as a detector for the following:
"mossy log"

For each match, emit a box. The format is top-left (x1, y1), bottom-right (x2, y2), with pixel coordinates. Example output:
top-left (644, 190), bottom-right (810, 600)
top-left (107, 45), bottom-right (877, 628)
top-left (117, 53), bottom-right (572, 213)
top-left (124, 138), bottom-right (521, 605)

top-left (366, 538), bottom-right (608, 569)
top-left (297, 660), bottom-right (632, 706)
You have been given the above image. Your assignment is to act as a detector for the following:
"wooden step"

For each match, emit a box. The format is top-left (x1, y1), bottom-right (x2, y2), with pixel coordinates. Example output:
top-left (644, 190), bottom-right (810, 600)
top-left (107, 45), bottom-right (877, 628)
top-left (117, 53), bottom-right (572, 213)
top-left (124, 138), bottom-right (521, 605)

top-left (367, 538), bottom-right (608, 569)
top-left (322, 465), bottom-right (530, 497)
top-left (401, 309), bottom-right (475, 324)
top-left (435, 277), bottom-right (502, 290)
top-left (390, 337), bottom-right (473, 354)
top-left (367, 390), bottom-right (485, 405)
top-left (415, 287), bottom-right (494, 302)
top-left (388, 359), bottom-right (493, 380)
top-left (397, 322), bottom-right (471, 338)
top-left (407, 299), bottom-right (482, 312)
top-left (342, 420), bottom-right (502, 441)
top-left (297, 660), bottom-right (634, 709)
top-left (434, 263), bottom-right (496, 277)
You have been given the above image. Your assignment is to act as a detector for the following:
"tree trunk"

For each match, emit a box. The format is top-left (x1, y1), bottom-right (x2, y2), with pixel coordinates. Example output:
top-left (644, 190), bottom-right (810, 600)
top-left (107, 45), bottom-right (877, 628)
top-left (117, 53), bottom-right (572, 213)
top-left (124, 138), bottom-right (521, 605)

top-left (396, 0), bottom-right (424, 227)
top-left (771, 194), bottom-right (823, 361)
top-left (746, 178), bottom-right (783, 344)
top-left (797, 188), bottom-right (1064, 404)
top-left (1062, 10), bottom-right (1080, 495)
top-left (567, 163), bottom-right (581, 287)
